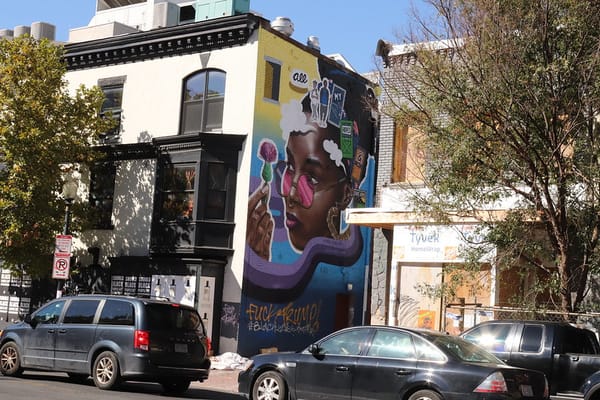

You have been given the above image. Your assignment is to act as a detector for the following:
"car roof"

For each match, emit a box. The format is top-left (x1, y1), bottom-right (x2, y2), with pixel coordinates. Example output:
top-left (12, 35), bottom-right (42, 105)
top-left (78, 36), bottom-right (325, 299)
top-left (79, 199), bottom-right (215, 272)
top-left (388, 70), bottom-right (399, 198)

top-left (55, 294), bottom-right (188, 307)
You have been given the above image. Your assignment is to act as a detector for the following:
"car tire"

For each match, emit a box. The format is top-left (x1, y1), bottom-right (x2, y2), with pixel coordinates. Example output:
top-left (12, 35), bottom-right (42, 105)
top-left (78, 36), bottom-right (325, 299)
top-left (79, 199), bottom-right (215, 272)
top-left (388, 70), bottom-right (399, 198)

top-left (0, 342), bottom-right (23, 377)
top-left (161, 379), bottom-right (191, 394)
top-left (408, 389), bottom-right (442, 400)
top-left (252, 370), bottom-right (287, 400)
top-left (92, 351), bottom-right (121, 390)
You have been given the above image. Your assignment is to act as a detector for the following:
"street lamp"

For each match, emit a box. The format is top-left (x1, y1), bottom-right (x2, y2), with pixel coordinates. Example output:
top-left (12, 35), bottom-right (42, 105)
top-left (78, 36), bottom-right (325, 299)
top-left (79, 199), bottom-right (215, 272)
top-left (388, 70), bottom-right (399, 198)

top-left (62, 179), bottom-right (78, 235)
top-left (55, 178), bottom-right (78, 298)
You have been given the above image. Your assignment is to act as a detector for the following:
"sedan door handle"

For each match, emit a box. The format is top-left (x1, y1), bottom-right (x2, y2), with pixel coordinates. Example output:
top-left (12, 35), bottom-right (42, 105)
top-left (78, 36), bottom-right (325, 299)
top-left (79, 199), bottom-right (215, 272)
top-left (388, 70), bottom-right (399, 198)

top-left (47, 329), bottom-right (55, 333)
top-left (336, 366), bottom-right (350, 372)
top-left (571, 355), bottom-right (579, 362)
top-left (395, 369), bottom-right (412, 376)
top-left (58, 329), bottom-right (67, 334)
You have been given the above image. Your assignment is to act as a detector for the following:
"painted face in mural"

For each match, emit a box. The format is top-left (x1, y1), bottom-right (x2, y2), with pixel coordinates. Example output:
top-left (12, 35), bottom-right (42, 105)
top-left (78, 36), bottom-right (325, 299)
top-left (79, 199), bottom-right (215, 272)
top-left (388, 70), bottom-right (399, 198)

top-left (280, 117), bottom-right (352, 251)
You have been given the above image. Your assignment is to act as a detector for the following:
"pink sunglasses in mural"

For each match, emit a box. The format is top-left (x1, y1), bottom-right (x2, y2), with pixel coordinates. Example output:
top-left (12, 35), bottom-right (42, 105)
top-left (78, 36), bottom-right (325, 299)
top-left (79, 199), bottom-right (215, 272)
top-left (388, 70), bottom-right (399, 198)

top-left (276, 161), bottom-right (346, 208)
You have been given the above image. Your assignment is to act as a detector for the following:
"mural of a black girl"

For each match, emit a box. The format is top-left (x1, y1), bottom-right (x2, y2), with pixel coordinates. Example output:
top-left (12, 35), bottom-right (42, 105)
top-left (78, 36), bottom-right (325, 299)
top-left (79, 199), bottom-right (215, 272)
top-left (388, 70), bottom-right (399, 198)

top-left (244, 59), bottom-right (375, 302)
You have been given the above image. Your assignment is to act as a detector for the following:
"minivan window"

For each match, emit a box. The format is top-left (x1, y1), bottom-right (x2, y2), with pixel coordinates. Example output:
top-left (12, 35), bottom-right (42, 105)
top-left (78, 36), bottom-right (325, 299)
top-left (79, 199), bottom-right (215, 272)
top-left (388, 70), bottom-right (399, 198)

top-left (146, 304), bottom-right (203, 331)
top-left (33, 300), bottom-right (65, 324)
top-left (63, 300), bottom-right (100, 324)
top-left (99, 300), bottom-right (134, 325)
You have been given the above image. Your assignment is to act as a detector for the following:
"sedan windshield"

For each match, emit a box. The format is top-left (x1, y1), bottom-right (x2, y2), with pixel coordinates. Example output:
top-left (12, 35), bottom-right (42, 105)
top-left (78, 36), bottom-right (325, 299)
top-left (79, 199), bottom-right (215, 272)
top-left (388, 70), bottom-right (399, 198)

top-left (431, 334), bottom-right (503, 363)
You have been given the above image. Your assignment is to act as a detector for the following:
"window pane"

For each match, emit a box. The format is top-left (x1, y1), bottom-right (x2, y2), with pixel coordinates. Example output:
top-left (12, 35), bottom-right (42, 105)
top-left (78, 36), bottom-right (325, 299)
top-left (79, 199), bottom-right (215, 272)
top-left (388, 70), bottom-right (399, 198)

top-left (101, 86), bottom-right (123, 112)
top-left (185, 73), bottom-right (206, 100)
top-left (145, 304), bottom-right (204, 332)
top-left (205, 99), bottom-right (224, 131)
top-left (34, 301), bottom-right (65, 324)
top-left (182, 100), bottom-right (204, 133)
top-left (164, 165), bottom-right (196, 191)
top-left (319, 329), bottom-right (371, 355)
top-left (520, 325), bottom-right (543, 352)
top-left (463, 323), bottom-right (512, 352)
top-left (208, 163), bottom-right (226, 190)
top-left (63, 300), bottom-right (100, 324)
top-left (264, 60), bottom-right (281, 101)
top-left (99, 300), bottom-right (134, 325)
top-left (368, 330), bottom-right (415, 359)
top-left (89, 162), bottom-right (116, 229)
top-left (161, 165), bottom-right (196, 222)
top-left (207, 71), bottom-right (226, 97)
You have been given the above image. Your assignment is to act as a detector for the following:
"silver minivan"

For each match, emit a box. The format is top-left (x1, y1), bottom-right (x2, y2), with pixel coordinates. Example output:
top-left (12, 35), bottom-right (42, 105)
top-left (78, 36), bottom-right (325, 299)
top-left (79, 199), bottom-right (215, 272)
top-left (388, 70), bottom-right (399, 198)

top-left (0, 295), bottom-right (211, 393)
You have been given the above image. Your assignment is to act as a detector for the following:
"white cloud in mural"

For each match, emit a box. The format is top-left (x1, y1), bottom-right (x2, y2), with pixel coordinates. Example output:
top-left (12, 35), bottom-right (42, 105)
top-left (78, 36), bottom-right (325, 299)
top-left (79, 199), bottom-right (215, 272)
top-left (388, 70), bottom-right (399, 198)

top-left (280, 99), bottom-right (312, 141)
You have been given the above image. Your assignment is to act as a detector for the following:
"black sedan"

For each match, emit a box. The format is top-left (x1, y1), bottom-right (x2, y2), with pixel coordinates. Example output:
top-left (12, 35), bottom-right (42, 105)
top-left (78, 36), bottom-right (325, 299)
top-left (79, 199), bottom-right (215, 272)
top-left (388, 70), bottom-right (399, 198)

top-left (238, 326), bottom-right (549, 400)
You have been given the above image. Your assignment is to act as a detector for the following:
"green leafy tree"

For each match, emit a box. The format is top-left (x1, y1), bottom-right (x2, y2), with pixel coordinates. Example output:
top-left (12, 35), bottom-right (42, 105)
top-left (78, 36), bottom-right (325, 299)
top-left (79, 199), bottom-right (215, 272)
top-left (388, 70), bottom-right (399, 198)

top-left (0, 36), bottom-right (112, 277)
top-left (384, 0), bottom-right (600, 313)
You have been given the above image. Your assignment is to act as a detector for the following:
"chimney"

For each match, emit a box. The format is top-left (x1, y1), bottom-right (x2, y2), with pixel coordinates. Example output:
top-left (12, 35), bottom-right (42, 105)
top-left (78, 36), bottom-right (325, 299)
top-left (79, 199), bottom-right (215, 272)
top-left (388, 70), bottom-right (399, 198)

top-left (270, 17), bottom-right (294, 37)
top-left (0, 29), bottom-right (14, 39)
top-left (13, 25), bottom-right (31, 37)
top-left (307, 36), bottom-right (320, 52)
top-left (31, 22), bottom-right (56, 41)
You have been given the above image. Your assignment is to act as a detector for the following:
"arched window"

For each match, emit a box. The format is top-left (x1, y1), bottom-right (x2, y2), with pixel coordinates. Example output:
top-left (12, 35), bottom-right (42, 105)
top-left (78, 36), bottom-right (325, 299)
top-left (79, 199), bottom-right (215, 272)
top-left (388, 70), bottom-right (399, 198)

top-left (180, 69), bottom-right (226, 134)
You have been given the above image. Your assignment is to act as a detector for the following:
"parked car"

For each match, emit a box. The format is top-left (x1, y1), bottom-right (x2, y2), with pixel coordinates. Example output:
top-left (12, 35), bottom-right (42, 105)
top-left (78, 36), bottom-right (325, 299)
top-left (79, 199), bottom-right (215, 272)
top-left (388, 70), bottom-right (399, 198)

top-left (461, 320), bottom-right (600, 400)
top-left (238, 325), bottom-right (549, 400)
top-left (0, 294), bottom-right (211, 393)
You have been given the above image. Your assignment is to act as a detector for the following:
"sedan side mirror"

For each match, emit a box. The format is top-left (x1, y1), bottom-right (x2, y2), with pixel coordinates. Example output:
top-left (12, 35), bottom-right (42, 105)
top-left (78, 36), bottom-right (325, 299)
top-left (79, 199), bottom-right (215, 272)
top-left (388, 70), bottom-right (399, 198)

top-left (308, 343), bottom-right (323, 356)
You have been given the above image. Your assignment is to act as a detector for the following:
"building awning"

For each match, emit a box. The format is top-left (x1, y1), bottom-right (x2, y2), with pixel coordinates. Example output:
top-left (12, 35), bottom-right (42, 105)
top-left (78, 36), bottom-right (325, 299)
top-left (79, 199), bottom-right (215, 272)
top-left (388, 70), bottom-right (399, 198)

top-left (345, 207), bottom-right (512, 230)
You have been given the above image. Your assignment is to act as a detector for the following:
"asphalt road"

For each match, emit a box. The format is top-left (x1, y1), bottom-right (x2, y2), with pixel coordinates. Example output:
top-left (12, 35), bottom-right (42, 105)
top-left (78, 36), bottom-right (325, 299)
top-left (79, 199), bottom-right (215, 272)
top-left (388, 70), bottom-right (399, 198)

top-left (0, 370), bottom-right (244, 400)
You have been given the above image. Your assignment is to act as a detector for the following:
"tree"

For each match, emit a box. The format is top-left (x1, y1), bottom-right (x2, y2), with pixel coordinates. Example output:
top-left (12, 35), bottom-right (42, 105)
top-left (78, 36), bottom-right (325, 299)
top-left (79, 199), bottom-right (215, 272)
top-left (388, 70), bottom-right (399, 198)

top-left (0, 36), bottom-right (112, 277)
top-left (383, 0), bottom-right (600, 313)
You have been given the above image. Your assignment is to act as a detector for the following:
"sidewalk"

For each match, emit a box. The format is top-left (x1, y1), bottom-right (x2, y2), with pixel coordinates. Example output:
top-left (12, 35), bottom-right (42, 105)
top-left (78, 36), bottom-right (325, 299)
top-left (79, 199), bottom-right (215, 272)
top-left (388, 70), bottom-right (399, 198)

top-left (192, 368), bottom-right (241, 393)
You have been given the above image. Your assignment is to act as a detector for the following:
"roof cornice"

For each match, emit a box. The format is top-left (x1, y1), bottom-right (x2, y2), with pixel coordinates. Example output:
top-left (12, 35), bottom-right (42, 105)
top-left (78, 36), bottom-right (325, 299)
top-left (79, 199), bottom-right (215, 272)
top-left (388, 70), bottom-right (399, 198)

top-left (64, 13), bottom-right (261, 70)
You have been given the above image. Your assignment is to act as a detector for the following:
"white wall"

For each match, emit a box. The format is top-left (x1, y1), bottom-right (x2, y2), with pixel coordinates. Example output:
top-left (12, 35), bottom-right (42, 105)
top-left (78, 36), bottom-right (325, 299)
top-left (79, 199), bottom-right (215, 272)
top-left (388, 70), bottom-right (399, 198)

top-left (66, 40), bottom-right (260, 306)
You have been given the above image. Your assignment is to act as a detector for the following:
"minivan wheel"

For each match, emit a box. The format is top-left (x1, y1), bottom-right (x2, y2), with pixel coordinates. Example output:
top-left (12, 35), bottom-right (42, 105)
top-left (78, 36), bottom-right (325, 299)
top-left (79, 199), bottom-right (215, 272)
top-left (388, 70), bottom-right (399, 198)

top-left (0, 342), bottom-right (23, 377)
top-left (161, 379), bottom-right (191, 394)
top-left (92, 351), bottom-right (121, 390)
top-left (252, 371), bottom-right (287, 400)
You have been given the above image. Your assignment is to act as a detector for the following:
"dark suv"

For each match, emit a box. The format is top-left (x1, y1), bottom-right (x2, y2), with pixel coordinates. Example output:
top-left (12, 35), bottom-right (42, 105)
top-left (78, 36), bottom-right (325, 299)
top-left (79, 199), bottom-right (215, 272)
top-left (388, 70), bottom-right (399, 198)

top-left (0, 295), bottom-right (211, 393)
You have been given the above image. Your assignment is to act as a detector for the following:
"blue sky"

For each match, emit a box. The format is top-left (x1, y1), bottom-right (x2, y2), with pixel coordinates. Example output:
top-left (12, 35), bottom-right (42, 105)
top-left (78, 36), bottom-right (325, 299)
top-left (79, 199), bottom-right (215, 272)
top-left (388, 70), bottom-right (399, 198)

top-left (0, 0), bottom-right (430, 73)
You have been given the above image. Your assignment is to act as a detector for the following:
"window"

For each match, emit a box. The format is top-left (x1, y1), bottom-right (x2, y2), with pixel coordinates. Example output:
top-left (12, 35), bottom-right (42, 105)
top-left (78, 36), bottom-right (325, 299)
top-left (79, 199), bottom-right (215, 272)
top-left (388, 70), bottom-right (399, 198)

top-left (151, 134), bottom-right (242, 254)
top-left (89, 162), bottom-right (116, 229)
top-left (205, 162), bottom-right (227, 219)
top-left (33, 300), bottom-right (65, 325)
top-left (99, 300), bottom-right (134, 325)
top-left (181, 69), bottom-right (225, 133)
top-left (63, 300), bottom-right (100, 324)
top-left (318, 328), bottom-right (371, 356)
top-left (146, 303), bottom-right (204, 332)
top-left (392, 124), bottom-right (408, 182)
top-left (179, 5), bottom-right (196, 24)
top-left (368, 330), bottom-right (416, 359)
top-left (264, 58), bottom-right (281, 102)
top-left (520, 325), bottom-right (543, 352)
top-left (462, 323), bottom-right (512, 352)
top-left (160, 164), bottom-right (196, 222)
top-left (99, 78), bottom-right (124, 144)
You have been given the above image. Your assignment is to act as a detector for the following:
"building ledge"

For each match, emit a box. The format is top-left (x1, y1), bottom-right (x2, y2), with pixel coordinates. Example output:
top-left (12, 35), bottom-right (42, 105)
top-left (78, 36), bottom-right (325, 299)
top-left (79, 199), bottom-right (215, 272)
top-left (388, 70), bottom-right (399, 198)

top-left (345, 207), bottom-right (513, 229)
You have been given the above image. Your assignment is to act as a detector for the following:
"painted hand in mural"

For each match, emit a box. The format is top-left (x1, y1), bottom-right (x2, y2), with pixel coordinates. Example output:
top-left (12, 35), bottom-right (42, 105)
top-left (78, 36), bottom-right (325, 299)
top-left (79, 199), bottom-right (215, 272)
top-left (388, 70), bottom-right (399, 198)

top-left (246, 182), bottom-right (274, 260)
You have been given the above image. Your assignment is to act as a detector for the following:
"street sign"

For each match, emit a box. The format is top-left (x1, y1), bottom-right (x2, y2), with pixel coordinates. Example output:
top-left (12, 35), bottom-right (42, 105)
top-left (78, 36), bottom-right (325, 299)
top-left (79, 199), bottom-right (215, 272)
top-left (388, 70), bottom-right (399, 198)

top-left (55, 234), bottom-right (73, 254)
top-left (52, 254), bottom-right (71, 280)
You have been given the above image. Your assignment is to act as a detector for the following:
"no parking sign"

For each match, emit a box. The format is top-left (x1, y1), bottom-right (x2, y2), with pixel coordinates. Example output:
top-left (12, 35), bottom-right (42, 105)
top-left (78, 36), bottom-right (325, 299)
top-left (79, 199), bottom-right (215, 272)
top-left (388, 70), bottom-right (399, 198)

top-left (52, 235), bottom-right (72, 280)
